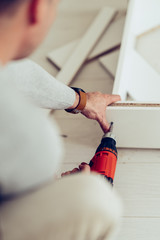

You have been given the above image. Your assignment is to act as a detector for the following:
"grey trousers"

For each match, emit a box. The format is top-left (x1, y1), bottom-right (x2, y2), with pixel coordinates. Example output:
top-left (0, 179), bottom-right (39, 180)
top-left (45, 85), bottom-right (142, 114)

top-left (0, 174), bottom-right (122, 240)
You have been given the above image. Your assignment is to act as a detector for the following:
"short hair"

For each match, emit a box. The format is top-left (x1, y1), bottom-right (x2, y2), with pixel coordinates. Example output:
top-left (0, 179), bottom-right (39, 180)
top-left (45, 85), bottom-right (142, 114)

top-left (0, 0), bottom-right (26, 15)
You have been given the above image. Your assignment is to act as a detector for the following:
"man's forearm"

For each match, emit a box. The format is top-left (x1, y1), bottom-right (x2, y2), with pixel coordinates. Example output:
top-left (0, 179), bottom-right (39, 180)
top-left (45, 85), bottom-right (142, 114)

top-left (3, 59), bottom-right (77, 110)
top-left (3, 59), bottom-right (121, 132)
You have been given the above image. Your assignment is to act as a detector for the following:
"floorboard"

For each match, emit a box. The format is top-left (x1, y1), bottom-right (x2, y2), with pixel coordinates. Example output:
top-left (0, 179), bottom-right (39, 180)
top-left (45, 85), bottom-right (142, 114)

top-left (119, 218), bottom-right (160, 240)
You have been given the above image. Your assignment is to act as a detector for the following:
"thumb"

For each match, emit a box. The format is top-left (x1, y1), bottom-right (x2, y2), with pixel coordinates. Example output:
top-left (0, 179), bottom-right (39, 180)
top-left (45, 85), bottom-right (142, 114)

top-left (79, 163), bottom-right (90, 173)
top-left (107, 94), bottom-right (121, 105)
top-left (98, 116), bottom-right (110, 133)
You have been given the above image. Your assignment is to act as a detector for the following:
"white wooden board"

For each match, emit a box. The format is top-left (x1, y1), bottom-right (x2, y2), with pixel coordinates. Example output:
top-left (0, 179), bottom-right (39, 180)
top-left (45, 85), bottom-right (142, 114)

top-left (56, 7), bottom-right (116, 85)
top-left (105, 0), bottom-right (160, 149)
top-left (107, 104), bottom-right (160, 149)
top-left (99, 50), bottom-right (120, 77)
top-left (48, 16), bottom-right (125, 69)
top-left (48, 40), bottom-right (78, 69)
top-left (55, 103), bottom-right (160, 149)
top-left (136, 26), bottom-right (160, 75)
top-left (113, 0), bottom-right (160, 101)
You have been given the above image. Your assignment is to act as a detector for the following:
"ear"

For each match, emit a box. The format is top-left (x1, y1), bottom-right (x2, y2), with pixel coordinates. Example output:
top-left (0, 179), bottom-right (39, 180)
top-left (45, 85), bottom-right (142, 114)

top-left (29, 0), bottom-right (48, 24)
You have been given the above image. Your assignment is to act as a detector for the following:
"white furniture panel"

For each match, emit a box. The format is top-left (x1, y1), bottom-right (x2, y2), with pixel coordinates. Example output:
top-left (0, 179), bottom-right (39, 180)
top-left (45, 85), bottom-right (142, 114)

top-left (113, 0), bottom-right (160, 101)
top-left (108, 0), bottom-right (160, 148)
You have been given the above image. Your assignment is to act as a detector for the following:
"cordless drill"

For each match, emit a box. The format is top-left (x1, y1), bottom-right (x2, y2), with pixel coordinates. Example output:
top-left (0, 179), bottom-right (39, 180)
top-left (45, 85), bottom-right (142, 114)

top-left (89, 122), bottom-right (117, 185)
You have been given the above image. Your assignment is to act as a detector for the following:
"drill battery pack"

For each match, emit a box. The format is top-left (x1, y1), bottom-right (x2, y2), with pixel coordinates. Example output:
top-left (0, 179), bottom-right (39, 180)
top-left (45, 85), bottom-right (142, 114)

top-left (89, 136), bottom-right (117, 184)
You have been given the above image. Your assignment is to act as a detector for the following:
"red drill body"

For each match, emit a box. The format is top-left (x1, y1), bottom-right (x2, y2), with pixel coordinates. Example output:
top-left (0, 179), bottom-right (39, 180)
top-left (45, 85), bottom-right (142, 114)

top-left (89, 123), bottom-right (117, 185)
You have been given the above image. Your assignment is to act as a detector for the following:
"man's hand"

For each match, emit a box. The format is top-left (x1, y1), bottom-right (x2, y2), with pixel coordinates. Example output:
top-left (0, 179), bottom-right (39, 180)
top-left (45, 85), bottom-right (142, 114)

top-left (81, 92), bottom-right (121, 133)
top-left (61, 163), bottom-right (90, 177)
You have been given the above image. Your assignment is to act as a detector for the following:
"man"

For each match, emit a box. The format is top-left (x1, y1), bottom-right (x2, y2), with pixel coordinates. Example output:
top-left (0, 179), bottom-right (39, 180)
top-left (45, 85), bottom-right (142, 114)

top-left (0, 0), bottom-right (122, 239)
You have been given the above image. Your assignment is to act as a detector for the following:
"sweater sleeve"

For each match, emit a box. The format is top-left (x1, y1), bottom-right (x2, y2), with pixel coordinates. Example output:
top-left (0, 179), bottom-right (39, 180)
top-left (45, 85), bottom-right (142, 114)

top-left (4, 59), bottom-right (76, 110)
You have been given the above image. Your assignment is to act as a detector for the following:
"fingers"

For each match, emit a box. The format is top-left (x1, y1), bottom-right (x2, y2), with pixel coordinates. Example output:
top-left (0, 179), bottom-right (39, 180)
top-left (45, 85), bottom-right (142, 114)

top-left (106, 94), bottom-right (121, 105)
top-left (98, 94), bottom-right (121, 133)
top-left (61, 163), bottom-right (90, 177)
top-left (61, 168), bottom-right (79, 177)
top-left (97, 115), bottom-right (110, 133)
top-left (99, 119), bottom-right (110, 133)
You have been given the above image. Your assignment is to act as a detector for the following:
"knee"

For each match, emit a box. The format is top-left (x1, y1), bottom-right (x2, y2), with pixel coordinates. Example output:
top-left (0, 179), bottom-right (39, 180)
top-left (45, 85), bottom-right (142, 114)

top-left (58, 173), bottom-right (122, 214)
top-left (55, 173), bottom-right (122, 239)
top-left (0, 174), bottom-right (122, 240)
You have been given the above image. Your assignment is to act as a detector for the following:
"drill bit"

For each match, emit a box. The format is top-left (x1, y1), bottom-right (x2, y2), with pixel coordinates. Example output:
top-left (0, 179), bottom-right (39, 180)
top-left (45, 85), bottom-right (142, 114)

top-left (109, 122), bottom-right (114, 132)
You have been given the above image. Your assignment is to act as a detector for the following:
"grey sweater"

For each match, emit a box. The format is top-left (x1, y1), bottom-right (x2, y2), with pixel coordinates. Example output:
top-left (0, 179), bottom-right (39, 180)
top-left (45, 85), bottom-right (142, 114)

top-left (0, 59), bottom-right (76, 197)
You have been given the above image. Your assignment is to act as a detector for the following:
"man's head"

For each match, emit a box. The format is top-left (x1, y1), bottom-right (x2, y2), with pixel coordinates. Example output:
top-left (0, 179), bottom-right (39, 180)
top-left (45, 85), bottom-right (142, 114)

top-left (0, 0), bottom-right (59, 64)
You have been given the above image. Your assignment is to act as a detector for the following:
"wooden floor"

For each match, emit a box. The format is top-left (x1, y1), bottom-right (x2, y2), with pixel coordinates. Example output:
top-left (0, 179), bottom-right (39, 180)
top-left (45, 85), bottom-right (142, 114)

top-left (30, 0), bottom-right (160, 239)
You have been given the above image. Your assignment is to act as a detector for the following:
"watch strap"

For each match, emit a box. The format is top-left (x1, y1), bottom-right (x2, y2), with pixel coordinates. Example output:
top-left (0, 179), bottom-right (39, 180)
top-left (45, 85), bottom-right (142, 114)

top-left (76, 90), bottom-right (87, 110)
top-left (65, 87), bottom-right (87, 114)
